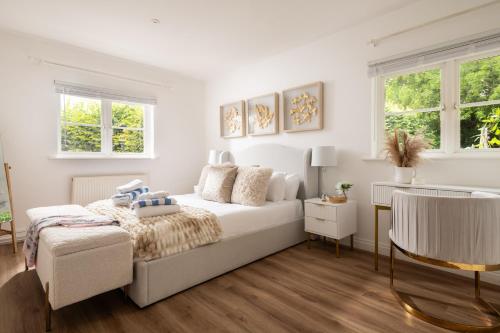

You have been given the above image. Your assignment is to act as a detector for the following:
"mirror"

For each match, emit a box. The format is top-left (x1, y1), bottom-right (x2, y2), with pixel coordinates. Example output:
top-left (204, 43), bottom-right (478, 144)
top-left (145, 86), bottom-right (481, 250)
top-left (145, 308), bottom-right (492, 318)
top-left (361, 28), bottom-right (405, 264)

top-left (0, 143), bottom-right (12, 223)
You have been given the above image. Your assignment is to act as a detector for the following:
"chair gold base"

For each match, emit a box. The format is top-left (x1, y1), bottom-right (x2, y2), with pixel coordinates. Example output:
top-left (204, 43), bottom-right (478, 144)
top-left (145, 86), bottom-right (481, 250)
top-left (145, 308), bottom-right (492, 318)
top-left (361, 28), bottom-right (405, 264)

top-left (390, 241), bottom-right (500, 332)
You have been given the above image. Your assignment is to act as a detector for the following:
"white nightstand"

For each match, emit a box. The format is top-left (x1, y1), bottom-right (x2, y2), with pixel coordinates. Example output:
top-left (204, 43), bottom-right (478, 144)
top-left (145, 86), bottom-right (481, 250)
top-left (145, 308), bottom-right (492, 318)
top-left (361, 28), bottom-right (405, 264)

top-left (304, 198), bottom-right (357, 257)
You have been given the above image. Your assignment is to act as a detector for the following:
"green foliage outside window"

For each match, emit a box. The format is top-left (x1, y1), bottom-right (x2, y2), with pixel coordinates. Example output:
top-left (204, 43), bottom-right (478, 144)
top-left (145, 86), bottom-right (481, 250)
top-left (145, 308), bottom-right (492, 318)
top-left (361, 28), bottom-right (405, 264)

top-left (60, 97), bottom-right (145, 154)
top-left (60, 97), bottom-right (102, 152)
top-left (384, 55), bottom-right (500, 150)
top-left (112, 103), bottom-right (144, 153)
top-left (384, 69), bottom-right (441, 149)
top-left (460, 55), bottom-right (500, 149)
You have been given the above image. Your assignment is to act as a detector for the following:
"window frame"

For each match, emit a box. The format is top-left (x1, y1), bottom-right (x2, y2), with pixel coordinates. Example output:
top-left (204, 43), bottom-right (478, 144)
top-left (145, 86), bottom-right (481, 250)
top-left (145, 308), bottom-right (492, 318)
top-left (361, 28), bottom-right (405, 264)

top-left (57, 94), bottom-right (155, 159)
top-left (455, 50), bottom-right (500, 154)
top-left (373, 63), bottom-right (446, 155)
top-left (372, 49), bottom-right (500, 158)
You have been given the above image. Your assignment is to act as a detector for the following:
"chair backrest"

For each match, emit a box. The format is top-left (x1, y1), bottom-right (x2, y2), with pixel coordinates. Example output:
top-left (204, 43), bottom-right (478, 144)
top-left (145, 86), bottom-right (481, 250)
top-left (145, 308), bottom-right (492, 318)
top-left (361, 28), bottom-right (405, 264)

top-left (390, 190), bottom-right (500, 265)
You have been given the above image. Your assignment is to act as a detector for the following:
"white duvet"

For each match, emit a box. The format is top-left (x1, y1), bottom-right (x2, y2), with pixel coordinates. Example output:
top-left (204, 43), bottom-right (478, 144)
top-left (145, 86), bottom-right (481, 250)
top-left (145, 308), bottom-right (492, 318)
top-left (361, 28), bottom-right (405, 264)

top-left (172, 194), bottom-right (304, 240)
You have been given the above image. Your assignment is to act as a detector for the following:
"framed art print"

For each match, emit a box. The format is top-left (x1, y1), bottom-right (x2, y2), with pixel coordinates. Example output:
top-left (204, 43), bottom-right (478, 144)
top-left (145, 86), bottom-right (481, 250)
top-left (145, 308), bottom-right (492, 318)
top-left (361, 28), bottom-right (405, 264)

top-left (220, 101), bottom-right (245, 138)
top-left (246, 93), bottom-right (279, 136)
top-left (282, 81), bottom-right (323, 132)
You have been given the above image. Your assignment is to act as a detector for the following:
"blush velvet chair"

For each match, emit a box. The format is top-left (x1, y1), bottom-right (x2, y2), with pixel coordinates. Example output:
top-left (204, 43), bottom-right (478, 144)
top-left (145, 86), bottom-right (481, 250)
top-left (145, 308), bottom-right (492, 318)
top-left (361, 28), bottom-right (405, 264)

top-left (389, 190), bottom-right (500, 332)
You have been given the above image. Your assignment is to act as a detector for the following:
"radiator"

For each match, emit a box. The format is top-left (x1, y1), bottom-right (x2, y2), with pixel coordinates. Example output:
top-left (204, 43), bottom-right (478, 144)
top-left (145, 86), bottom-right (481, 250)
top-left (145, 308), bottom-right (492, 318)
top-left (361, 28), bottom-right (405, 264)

top-left (71, 174), bottom-right (149, 206)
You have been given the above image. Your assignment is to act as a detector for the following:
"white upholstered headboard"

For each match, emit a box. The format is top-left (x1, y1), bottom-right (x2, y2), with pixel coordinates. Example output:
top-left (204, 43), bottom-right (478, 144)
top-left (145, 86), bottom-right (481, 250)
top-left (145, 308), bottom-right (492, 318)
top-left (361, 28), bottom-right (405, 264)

top-left (229, 144), bottom-right (318, 200)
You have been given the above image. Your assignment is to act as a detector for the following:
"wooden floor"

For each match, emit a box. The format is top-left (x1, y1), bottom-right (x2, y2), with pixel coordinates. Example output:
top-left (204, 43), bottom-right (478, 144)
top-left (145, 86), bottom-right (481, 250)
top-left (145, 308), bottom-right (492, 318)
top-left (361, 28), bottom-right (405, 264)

top-left (2, 241), bottom-right (500, 333)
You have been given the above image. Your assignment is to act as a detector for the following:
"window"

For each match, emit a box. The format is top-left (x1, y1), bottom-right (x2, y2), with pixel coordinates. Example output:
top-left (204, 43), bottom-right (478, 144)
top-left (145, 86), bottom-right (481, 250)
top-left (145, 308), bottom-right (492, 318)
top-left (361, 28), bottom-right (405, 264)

top-left (384, 68), bottom-right (442, 149)
top-left (60, 95), bottom-right (102, 152)
top-left (459, 54), bottom-right (500, 150)
top-left (373, 51), bottom-right (500, 156)
top-left (59, 95), bottom-right (154, 158)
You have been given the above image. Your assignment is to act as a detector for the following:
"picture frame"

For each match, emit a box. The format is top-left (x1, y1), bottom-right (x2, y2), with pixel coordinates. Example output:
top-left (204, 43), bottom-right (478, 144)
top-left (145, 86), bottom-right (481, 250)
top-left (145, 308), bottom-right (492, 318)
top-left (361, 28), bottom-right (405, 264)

top-left (220, 100), bottom-right (246, 138)
top-left (246, 93), bottom-right (279, 136)
top-left (282, 81), bottom-right (323, 132)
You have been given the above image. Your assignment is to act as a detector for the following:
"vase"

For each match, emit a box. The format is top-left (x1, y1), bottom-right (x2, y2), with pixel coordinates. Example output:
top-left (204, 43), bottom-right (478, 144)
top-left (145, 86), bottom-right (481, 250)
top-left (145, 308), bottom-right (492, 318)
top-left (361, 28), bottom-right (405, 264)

top-left (394, 167), bottom-right (415, 184)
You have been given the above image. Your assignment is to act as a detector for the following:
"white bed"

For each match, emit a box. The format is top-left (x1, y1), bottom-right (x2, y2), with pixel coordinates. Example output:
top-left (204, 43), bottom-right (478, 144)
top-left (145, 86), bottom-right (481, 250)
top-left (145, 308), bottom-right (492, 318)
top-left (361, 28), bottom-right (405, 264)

top-left (128, 144), bottom-right (318, 307)
top-left (173, 193), bottom-right (304, 239)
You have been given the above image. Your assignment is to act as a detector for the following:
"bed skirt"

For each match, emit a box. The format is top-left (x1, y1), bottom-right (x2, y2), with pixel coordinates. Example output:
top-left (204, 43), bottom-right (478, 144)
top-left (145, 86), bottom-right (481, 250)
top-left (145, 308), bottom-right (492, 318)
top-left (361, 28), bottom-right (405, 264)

top-left (129, 219), bottom-right (306, 307)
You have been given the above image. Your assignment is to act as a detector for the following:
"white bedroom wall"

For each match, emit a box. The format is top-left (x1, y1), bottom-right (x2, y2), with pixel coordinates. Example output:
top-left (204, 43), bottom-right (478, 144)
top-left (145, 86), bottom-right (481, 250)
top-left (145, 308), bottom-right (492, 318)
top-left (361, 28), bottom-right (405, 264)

top-left (0, 29), bottom-right (206, 239)
top-left (205, 1), bottom-right (500, 279)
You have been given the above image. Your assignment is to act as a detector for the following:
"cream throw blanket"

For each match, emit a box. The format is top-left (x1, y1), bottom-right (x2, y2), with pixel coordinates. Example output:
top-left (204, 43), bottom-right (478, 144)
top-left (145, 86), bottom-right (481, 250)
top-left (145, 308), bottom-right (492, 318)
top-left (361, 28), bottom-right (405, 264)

top-left (86, 200), bottom-right (222, 261)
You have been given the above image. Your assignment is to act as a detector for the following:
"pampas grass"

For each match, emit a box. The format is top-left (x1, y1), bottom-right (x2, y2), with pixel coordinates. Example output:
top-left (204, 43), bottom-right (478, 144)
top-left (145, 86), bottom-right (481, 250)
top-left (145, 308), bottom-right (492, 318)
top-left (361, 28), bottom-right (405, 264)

top-left (384, 129), bottom-right (427, 167)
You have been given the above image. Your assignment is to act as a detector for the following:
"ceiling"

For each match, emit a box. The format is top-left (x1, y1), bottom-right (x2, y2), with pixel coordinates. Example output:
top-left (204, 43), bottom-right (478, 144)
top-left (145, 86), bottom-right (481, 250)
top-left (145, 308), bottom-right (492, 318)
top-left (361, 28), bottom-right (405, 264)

top-left (0, 0), bottom-right (414, 80)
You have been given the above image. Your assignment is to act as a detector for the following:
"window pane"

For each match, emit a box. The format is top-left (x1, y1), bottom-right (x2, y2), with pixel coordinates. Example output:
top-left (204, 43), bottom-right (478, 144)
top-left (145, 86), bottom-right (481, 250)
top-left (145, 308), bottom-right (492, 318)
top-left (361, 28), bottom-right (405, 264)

top-left (460, 55), bottom-right (500, 104)
top-left (112, 129), bottom-right (144, 153)
top-left (460, 105), bottom-right (500, 149)
top-left (385, 111), bottom-right (440, 149)
top-left (61, 125), bottom-right (101, 152)
top-left (61, 95), bottom-right (101, 125)
top-left (384, 68), bottom-right (441, 112)
top-left (112, 102), bottom-right (144, 128)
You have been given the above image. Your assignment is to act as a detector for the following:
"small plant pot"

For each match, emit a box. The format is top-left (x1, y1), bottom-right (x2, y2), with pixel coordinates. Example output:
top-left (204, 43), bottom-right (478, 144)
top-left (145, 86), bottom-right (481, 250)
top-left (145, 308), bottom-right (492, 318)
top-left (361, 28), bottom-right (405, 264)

top-left (394, 167), bottom-right (415, 184)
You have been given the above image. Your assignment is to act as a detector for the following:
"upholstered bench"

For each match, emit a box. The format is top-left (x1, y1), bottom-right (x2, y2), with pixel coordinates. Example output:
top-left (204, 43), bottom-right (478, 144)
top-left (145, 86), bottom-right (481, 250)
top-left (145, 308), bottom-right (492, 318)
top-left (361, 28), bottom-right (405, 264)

top-left (26, 206), bottom-right (133, 331)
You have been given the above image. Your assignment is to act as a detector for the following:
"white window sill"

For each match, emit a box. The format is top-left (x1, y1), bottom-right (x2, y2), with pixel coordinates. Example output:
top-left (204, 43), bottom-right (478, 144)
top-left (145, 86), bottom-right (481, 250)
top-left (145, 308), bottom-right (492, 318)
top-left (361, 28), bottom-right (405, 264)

top-left (49, 153), bottom-right (158, 160)
top-left (363, 152), bottom-right (500, 161)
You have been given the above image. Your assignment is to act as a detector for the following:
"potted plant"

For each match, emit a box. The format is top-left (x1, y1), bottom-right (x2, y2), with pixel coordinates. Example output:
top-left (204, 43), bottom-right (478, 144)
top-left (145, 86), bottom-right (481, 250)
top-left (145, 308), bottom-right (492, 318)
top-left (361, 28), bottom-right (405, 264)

top-left (384, 129), bottom-right (427, 184)
top-left (326, 181), bottom-right (353, 203)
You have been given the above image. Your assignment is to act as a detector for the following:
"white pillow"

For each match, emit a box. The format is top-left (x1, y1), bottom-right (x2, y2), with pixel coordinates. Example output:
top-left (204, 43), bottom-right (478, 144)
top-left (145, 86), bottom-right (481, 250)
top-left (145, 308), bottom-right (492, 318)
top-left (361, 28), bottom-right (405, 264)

top-left (266, 172), bottom-right (286, 202)
top-left (471, 191), bottom-right (500, 198)
top-left (284, 173), bottom-right (300, 200)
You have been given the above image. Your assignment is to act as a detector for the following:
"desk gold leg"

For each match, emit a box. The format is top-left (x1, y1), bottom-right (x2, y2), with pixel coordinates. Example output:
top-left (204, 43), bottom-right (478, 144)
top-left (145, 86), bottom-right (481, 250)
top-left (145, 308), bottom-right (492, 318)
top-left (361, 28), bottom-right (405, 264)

top-left (374, 206), bottom-right (379, 271)
top-left (475, 271), bottom-right (480, 299)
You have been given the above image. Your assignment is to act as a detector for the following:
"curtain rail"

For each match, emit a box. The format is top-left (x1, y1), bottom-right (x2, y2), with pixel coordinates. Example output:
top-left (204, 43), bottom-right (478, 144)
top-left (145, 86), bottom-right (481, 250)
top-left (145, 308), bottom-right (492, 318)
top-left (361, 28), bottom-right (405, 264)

top-left (368, 0), bottom-right (500, 47)
top-left (28, 56), bottom-right (172, 89)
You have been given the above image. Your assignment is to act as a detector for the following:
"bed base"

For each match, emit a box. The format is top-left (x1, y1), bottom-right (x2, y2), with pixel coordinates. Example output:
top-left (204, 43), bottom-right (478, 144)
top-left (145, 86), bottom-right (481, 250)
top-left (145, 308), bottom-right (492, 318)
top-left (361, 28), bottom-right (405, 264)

top-left (129, 219), bottom-right (306, 307)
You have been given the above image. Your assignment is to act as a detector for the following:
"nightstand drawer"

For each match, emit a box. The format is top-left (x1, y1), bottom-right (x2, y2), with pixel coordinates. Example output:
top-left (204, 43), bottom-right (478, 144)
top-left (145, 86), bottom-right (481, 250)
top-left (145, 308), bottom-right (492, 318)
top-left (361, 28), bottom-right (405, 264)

top-left (305, 202), bottom-right (337, 221)
top-left (305, 217), bottom-right (338, 238)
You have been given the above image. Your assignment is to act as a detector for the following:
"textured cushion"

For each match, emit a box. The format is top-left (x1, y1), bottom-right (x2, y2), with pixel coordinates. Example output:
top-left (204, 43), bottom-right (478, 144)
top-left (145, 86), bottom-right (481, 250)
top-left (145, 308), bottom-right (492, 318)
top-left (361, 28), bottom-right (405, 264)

top-left (284, 173), bottom-right (300, 200)
top-left (202, 166), bottom-right (238, 203)
top-left (39, 226), bottom-right (130, 257)
top-left (196, 163), bottom-right (236, 196)
top-left (232, 167), bottom-right (273, 206)
top-left (266, 172), bottom-right (286, 202)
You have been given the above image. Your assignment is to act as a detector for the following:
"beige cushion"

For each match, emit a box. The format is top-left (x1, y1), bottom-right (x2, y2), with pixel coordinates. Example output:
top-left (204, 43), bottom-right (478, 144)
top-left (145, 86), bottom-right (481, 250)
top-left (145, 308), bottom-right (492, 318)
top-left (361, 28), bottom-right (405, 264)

top-left (202, 166), bottom-right (238, 203)
top-left (197, 163), bottom-right (236, 195)
top-left (231, 167), bottom-right (273, 206)
top-left (40, 225), bottom-right (130, 257)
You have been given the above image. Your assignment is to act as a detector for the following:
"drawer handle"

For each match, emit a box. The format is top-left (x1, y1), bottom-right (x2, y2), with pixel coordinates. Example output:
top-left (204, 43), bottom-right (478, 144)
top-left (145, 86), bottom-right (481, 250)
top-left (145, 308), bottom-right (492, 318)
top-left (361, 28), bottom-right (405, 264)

top-left (315, 218), bottom-right (326, 222)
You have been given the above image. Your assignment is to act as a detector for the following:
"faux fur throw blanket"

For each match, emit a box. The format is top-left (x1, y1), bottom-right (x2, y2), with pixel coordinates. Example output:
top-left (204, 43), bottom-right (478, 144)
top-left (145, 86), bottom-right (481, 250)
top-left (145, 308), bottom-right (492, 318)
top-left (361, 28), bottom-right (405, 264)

top-left (86, 199), bottom-right (222, 261)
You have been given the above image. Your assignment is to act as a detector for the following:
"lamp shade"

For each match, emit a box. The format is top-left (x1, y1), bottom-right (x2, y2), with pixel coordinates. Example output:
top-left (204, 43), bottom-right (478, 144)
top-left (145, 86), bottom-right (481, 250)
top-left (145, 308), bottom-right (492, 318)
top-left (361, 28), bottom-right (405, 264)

top-left (208, 150), bottom-right (220, 165)
top-left (311, 146), bottom-right (337, 167)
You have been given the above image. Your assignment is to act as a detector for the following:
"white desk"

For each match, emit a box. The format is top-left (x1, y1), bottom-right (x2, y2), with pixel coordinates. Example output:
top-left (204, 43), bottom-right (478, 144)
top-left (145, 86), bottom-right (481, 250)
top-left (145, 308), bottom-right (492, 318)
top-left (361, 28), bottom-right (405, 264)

top-left (371, 181), bottom-right (500, 271)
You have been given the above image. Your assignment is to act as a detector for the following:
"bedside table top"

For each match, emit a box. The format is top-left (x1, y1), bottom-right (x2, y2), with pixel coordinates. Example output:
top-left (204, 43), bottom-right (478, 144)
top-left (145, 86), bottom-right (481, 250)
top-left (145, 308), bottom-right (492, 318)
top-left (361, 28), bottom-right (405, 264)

top-left (305, 198), bottom-right (357, 206)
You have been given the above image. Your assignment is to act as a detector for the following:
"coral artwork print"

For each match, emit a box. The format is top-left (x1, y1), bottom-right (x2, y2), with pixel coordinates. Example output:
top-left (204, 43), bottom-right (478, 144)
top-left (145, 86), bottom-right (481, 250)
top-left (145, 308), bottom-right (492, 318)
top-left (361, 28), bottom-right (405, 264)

top-left (254, 104), bottom-right (274, 129)
top-left (225, 106), bottom-right (241, 133)
top-left (290, 92), bottom-right (318, 125)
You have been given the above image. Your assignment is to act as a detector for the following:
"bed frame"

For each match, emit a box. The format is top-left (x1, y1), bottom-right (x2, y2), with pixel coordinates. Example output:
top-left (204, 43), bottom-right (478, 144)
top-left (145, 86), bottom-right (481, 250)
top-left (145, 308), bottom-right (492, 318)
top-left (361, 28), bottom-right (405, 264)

top-left (128, 144), bottom-right (318, 307)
